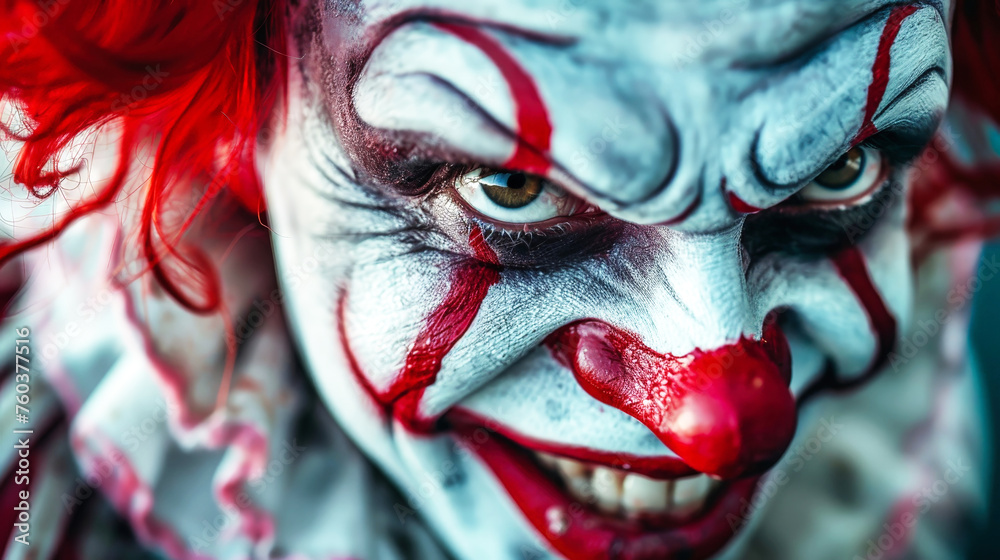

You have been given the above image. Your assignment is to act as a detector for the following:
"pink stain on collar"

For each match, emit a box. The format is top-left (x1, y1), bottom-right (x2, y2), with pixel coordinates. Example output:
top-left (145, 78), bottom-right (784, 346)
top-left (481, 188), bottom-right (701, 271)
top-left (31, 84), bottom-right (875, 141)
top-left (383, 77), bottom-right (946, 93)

top-left (433, 22), bottom-right (553, 174)
top-left (72, 432), bottom-right (211, 560)
top-left (545, 320), bottom-right (796, 479)
top-left (852, 5), bottom-right (920, 145)
top-left (339, 226), bottom-right (502, 431)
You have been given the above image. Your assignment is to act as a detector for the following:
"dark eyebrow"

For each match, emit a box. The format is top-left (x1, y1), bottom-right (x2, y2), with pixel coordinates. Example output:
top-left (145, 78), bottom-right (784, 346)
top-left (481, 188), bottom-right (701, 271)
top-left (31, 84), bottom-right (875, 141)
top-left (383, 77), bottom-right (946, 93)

top-left (334, 11), bottom-right (579, 187)
top-left (343, 71), bottom-right (524, 188)
top-left (746, 4), bottom-right (947, 191)
top-left (747, 66), bottom-right (945, 193)
top-left (360, 7), bottom-right (577, 59)
top-left (870, 65), bottom-right (947, 126)
top-left (865, 65), bottom-right (947, 160)
top-left (395, 71), bottom-right (522, 146)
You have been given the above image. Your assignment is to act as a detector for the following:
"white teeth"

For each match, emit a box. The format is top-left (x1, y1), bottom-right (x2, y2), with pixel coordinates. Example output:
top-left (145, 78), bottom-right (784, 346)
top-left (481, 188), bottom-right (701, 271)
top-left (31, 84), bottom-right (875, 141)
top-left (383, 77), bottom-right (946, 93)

top-left (622, 473), bottom-right (669, 513)
top-left (671, 475), bottom-right (713, 517)
top-left (554, 457), bottom-right (586, 478)
top-left (537, 452), bottom-right (559, 470)
top-left (533, 451), bottom-right (718, 519)
top-left (591, 467), bottom-right (623, 514)
top-left (565, 472), bottom-right (595, 504)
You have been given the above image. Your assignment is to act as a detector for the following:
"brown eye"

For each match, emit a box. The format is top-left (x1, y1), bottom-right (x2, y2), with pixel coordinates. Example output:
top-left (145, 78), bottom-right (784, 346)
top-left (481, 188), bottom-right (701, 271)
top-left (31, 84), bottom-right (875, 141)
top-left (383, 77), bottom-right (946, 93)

top-left (813, 147), bottom-right (865, 189)
top-left (454, 166), bottom-right (588, 224)
top-left (479, 171), bottom-right (544, 209)
top-left (800, 146), bottom-right (885, 205)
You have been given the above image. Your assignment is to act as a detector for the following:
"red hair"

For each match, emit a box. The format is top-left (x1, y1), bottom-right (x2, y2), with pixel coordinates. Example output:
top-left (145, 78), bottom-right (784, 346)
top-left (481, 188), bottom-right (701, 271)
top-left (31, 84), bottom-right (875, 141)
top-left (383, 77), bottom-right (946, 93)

top-left (0, 0), bottom-right (286, 312)
top-left (0, 0), bottom-right (998, 314)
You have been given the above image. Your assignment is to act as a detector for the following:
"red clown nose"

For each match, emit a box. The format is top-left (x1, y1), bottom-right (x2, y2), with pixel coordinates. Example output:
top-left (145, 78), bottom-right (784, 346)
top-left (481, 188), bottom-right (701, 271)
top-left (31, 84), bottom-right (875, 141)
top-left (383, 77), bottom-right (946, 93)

top-left (546, 320), bottom-right (797, 479)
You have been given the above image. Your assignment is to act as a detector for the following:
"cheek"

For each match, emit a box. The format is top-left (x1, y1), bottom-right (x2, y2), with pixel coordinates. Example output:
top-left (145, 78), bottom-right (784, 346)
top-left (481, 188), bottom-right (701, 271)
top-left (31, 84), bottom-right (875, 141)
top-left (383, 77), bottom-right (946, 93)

top-left (756, 198), bottom-right (912, 392)
top-left (841, 198), bottom-right (913, 364)
top-left (335, 258), bottom-right (462, 459)
top-left (339, 227), bottom-right (503, 432)
top-left (341, 253), bottom-right (449, 391)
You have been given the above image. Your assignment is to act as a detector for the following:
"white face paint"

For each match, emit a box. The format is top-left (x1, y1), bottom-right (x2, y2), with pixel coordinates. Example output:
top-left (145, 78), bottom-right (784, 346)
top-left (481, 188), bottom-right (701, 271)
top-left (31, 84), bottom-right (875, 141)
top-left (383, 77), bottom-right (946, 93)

top-left (260, 0), bottom-right (953, 558)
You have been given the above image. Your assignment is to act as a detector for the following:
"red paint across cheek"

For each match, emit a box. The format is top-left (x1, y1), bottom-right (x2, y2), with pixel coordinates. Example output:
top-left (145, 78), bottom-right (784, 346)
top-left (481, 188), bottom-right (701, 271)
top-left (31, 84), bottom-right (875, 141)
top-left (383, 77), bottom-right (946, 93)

top-left (853, 5), bottom-right (919, 145)
top-left (339, 227), bottom-right (501, 431)
top-left (432, 22), bottom-right (553, 175)
top-left (545, 321), bottom-right (797, 479)
top-left (832, 247), bottom-right (897, 373)
top-left (800, 246), bottom-right (899, 402)
top-left (341, 25), bottom-right (546, 429)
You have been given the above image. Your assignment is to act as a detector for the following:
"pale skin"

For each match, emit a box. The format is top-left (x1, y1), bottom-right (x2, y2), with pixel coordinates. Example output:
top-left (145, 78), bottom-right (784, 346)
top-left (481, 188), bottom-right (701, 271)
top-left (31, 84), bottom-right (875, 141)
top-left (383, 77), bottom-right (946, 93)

top-left (0, 0), bottom-right (989, 558)
top-left (253, 0), bottom-right (983, 558)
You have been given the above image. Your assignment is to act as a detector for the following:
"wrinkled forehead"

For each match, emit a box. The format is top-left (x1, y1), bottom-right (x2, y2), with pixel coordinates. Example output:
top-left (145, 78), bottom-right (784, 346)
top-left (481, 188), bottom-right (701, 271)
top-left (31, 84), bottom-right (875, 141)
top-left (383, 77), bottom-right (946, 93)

top-left (336, 0), bottom-right (948, 66)
top-left (320, 0), bottom-right (952, 228)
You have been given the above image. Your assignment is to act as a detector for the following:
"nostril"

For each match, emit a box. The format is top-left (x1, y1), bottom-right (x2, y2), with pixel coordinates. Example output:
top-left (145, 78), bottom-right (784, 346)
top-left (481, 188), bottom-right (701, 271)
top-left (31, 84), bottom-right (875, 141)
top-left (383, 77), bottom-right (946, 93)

top-left (546, 320), bottom-right (797, 480)
top-left (761, 315), bottom-right (793, 384)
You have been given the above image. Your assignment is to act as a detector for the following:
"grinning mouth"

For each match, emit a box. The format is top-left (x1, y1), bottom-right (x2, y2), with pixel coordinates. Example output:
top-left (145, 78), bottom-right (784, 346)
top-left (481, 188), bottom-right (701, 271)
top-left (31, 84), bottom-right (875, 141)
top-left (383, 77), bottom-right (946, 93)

top-left (447, 409), bottom-right (762, 560)
top-left (534, 452), bottom-right (722, 522)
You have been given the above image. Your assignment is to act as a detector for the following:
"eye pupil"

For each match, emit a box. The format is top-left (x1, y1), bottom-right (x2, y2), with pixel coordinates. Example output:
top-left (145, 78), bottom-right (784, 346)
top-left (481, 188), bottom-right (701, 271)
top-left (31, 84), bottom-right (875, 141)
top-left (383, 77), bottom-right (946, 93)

top-left (480, 171), bottom-right (543, 209)
top-left (506, 173), bottom-right (527, 190)
top-left (814, 147), bottom-right (865, 190)
top-left (828, 153), bottom-right (850, 172)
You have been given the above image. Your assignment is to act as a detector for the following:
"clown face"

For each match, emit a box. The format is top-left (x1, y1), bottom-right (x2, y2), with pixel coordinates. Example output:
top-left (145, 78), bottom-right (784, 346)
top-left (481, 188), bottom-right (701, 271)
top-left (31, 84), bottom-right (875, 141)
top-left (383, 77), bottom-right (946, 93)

top-left (260, 0), bottom-right (954, 558)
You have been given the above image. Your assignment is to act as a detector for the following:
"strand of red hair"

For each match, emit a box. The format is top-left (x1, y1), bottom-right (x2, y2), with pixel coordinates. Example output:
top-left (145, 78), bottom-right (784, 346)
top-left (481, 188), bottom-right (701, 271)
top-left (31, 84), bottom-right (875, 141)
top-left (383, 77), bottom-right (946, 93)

top-left (1, 0), bottom-right (287, 410)
top-left (2, 0), bottom-right (1000, 391)
top-left (1, 0), bottom-right (286, 305)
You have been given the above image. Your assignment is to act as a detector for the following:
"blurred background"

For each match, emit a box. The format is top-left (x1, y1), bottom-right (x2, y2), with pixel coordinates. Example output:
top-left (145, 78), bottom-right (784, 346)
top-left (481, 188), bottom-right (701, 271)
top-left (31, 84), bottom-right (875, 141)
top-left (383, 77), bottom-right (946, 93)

top-left (968, 241), bottom-right (999, 559)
